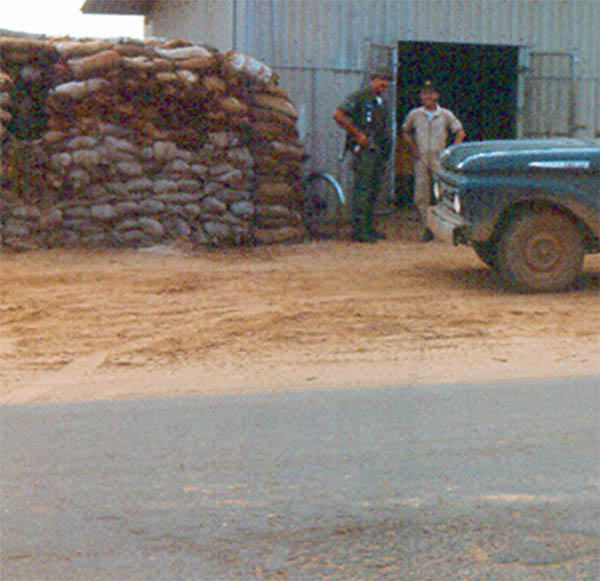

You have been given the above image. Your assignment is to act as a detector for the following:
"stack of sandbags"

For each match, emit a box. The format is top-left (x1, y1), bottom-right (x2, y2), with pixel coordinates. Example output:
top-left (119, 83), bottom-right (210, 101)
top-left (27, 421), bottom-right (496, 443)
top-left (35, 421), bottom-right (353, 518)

top-left (0, 35), bottom-right (59, 140)
top-left (0, 33), bottom-right (306, 251)
top-left (0, 70), bottom-right (13, 137)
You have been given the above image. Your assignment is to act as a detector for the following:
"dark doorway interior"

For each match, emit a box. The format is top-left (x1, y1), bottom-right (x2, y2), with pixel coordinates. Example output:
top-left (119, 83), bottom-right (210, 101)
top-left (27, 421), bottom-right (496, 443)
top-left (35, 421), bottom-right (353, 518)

top-left (397, 40), bottom-right (519, 141)
top-left (395, 40), bottom-right (519, 206)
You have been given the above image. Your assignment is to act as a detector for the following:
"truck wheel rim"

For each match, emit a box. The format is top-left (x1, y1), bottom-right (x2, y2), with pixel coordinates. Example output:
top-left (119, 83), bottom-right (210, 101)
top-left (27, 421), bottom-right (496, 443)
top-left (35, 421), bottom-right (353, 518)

top-left (524, 233), bottom-right (560, 272)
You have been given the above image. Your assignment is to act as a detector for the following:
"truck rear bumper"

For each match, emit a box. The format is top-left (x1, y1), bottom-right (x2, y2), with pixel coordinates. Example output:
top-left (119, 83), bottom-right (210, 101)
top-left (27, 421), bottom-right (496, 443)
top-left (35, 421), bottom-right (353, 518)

top-left (426, 204), bottom-right (469, 244)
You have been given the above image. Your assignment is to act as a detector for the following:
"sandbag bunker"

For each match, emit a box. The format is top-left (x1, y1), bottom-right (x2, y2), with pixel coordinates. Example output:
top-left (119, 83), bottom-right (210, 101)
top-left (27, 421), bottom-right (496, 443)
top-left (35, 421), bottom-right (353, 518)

top-left (0, 33), bottom-right (306, 251)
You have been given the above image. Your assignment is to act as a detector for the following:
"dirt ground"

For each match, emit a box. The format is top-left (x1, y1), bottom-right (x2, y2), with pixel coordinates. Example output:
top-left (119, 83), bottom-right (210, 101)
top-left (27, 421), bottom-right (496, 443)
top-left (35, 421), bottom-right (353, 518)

top-left (1, 212), bottom-right (598, 405)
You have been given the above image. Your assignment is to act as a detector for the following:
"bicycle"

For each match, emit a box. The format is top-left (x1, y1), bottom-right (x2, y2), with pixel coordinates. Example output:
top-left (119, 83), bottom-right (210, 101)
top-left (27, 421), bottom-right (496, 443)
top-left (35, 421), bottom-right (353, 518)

top-left (301, 168), bottom-right (346, 238)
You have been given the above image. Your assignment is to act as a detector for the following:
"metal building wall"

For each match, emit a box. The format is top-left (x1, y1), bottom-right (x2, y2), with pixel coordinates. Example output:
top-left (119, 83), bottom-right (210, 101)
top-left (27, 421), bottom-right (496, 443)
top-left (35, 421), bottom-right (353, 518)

top-left (145, 0), bottom-right (233, 51)
top-left (144, 0), bottom-right (599, 178)
top-left (226, 0), bottom-right (598, 181)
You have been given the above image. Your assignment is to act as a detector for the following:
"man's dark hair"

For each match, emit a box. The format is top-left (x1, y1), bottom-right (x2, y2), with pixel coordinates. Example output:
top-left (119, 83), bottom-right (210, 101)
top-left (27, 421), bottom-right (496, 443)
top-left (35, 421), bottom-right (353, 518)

top-left (420, 80), bottom-right (438, 93)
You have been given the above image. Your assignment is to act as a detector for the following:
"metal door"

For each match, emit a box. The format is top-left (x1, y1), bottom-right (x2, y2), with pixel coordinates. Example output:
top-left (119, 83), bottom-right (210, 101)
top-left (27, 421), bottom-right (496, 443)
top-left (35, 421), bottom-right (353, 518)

top-left (522, 51), bottom-right (578, 138)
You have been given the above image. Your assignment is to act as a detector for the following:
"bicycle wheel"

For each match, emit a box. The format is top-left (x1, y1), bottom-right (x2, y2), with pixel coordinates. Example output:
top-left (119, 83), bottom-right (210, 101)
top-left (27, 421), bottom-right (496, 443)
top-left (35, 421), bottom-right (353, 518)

top-left (302, 171), bottom-right (346, 238)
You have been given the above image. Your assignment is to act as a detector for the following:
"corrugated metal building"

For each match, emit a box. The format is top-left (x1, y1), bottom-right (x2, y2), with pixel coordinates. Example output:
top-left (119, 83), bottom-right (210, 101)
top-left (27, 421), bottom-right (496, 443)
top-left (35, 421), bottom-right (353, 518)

top-left (83, 0), bottom-right (599, 199)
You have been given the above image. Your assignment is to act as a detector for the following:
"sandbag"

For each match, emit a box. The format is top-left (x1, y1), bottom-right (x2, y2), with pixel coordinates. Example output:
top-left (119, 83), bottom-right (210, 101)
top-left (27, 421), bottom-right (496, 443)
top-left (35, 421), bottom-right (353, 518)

top-left (155, 45), bottom-right (212, 60)
top-left (68, 49), bottom-right (122, 80)
top-left (225, 51), bottom-right (273, 84)
top-left (50, 78), bottom-right (110, 99)
top-left (252, 94), bottom-right (298, 119)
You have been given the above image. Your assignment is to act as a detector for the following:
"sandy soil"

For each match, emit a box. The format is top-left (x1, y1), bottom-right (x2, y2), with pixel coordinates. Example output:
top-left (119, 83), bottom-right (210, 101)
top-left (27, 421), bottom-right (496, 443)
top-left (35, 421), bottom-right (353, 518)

top-left (1, 213), bottom-right (598, 404)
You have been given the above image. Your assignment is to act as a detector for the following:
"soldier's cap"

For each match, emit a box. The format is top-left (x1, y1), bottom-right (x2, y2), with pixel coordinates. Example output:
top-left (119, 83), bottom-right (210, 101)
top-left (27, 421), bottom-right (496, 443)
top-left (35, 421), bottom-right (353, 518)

top-left (370, 66), bottom-right (393, 80)
top-left (420, 80), bottom-right (439, 93)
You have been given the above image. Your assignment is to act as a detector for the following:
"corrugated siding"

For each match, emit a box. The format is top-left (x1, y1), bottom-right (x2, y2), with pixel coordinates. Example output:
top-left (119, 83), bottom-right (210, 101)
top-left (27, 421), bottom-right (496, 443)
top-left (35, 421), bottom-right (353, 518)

top-left (233, 0), bottom-right (597, 73)
top-left (146, 0), bottom-right (232, 50)
top-left (145, 0), bottom-right (599, 173)
top-left (235, 0), bottom-right (409, 70)
top-left (145, 1), bottom-right (598, 133)
top-left (276, 67), bottom-right (363, 194)
top-left (230, 0), bottom-right (598, 146)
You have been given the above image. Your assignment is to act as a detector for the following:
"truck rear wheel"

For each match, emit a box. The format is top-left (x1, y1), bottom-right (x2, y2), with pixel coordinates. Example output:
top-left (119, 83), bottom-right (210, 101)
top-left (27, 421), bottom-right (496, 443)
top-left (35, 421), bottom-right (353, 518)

top-left (497, 208), bottom-right (584, 292)
top-left (472, 240), bottom-right (497, 268)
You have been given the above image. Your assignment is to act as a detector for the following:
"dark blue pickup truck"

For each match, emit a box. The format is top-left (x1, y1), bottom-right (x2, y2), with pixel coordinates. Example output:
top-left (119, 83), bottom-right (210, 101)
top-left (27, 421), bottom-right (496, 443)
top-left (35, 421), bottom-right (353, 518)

top-left (426, 138), bottom-right (600, 292)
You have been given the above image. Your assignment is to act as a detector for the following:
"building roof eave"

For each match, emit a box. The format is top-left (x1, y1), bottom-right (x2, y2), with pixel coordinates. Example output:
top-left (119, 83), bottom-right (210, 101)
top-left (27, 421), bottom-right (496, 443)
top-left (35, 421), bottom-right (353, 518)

top-left (81, 0), bottom-right (153, 16)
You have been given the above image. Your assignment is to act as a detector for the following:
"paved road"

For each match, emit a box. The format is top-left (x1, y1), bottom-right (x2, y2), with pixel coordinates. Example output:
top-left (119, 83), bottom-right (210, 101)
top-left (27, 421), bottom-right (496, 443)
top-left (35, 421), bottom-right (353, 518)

top-left (2, 377), bottom-right (599, 579)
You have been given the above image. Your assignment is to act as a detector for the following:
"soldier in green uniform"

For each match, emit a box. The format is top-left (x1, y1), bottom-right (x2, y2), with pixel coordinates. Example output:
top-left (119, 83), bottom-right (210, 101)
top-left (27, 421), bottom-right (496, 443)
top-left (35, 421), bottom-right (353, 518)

top-left (333, 68), bottom-right (392, 242)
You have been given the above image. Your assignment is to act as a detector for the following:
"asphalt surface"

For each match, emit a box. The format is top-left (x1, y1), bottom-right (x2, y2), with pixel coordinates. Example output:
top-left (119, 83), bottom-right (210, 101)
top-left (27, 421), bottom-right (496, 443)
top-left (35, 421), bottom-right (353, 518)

top-left (2, 376), bottom-right (599, 579)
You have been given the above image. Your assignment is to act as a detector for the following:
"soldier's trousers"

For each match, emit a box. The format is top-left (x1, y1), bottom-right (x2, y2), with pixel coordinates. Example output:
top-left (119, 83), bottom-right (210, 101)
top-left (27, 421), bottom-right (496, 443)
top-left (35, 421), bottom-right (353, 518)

top-left (351, 149), bottom-right (385, 238)
top-left (413, 151), bottom-right (442, 224)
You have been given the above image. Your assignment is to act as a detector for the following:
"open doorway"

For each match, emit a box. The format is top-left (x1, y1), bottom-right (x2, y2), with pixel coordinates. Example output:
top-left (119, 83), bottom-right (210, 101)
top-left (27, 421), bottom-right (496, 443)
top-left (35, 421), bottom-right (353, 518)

top-left (395, 40), bottom-right (520, 206)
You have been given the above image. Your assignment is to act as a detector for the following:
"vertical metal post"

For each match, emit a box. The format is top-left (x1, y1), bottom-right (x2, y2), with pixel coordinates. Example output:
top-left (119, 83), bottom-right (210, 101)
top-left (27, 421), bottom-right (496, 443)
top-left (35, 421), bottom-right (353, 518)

top-left (230, 0), bottom-right (237, 51)
top-left (389, 44), bottom-right (398, 210)
top-left (516, 46), bottom-right (530, 139)
top-left (568, 51), bottom-right (578, 136)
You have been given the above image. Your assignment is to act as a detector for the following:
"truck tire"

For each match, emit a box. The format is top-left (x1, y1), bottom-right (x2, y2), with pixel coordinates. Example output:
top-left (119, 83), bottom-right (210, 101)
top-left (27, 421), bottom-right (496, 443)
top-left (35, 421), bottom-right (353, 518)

top-left (472, 240), bottom-right (497, 268)
top-left (496, 208), bottom-right (584, 292)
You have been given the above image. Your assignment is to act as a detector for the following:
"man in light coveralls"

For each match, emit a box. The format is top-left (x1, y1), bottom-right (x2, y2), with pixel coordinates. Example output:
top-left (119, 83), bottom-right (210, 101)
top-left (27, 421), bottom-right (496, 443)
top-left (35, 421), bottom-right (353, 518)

top-left (402, 81), bottom-right (465, 241)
